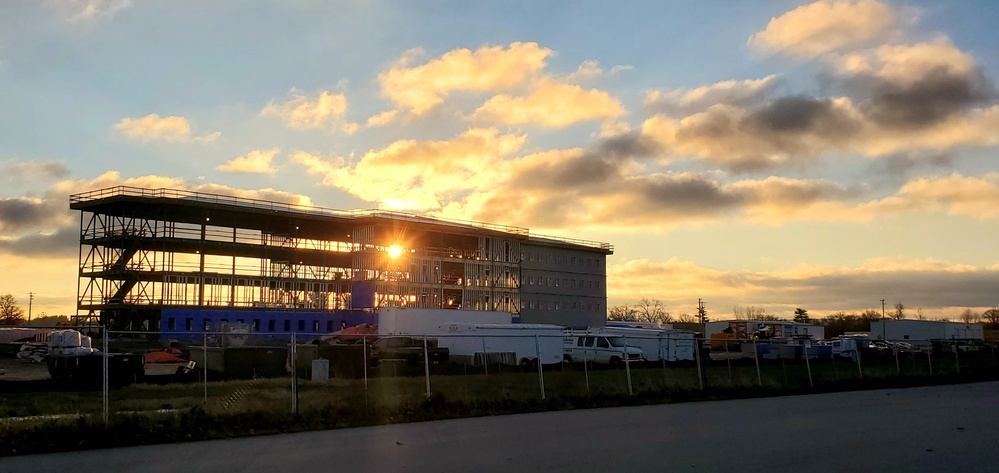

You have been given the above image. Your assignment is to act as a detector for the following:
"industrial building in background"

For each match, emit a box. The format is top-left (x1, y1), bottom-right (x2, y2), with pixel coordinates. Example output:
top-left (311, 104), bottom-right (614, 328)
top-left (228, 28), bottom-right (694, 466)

top-left (70, 187), bottom-right (613, 332)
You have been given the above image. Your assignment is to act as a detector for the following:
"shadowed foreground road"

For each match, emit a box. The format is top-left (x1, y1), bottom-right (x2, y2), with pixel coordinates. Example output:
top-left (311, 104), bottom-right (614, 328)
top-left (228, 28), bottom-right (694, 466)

top-left (5, 382), bottom-right (999, 473)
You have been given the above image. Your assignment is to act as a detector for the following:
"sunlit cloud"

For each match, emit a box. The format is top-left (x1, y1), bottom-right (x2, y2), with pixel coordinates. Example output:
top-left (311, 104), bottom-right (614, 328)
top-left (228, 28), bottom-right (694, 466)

top-left (50, 0), bottom-right (131, 22)
top-left (113, 114), bottom-right (220, 143)
top-left (217, 148), bottom-right (280, 174)
top-left (645, 75), bottom-right (778, 117)
top-left (260, 88), bottom-right (357, 134)
top-left (608, 257), bottom-right (999, 318)
top-left (472, 78), bottom-right (625, 128)
top-left (748, 0), bottom-right (900, 58)
top-left (378, 42), bottom-right (553, 115)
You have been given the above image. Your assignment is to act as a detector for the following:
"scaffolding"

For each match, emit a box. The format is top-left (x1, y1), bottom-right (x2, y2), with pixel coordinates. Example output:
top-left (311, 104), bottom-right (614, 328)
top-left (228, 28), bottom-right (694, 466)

top-left (70, 187), bottom-right (572, 329)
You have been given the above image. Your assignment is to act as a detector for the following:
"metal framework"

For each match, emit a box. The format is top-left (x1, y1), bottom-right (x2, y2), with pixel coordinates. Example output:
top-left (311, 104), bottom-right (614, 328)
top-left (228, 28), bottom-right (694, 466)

top-left (71, 187), bottom-right (613, 329)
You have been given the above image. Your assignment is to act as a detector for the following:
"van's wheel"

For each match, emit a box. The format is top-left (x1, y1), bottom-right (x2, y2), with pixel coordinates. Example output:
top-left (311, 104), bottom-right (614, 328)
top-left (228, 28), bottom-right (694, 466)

top-left (520, 358), bottom-right (532, 371)
top-left (610, 356), bottom-right (622, 368)
top-left (563, 354), bottom-right (572, 364)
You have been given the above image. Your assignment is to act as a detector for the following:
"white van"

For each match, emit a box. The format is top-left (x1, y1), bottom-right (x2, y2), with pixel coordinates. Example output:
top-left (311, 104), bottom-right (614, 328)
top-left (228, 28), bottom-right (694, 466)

top-left (563, 331), bottom-right (643, 365)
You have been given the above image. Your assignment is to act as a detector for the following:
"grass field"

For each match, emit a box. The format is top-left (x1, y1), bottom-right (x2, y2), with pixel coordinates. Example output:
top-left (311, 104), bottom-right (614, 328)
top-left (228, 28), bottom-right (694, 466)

top-left (1, 351), bottom-right (996, 456)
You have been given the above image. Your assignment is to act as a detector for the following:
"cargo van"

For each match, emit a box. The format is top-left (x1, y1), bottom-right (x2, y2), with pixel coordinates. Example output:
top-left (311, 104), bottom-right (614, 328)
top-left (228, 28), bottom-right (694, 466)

top-left (563, 331), bottom-right (643, 365)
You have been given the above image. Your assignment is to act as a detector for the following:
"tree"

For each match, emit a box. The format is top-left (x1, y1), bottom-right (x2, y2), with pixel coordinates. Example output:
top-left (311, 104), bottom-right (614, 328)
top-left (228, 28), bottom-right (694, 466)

top-left (983, 306), bottom-right (999, 328)
top-left (608, 304), bottom-right (639, 322)
top-left (793, 307), bottom-right (810, 323)
top-left (860, 309), bottom-right (881, 320)
top-left (891, 302), bottom-right (905, 320)
top-left (0, 294), bottom-right (25, 325)
top-left (636, 298), bottom-right (672, 324)
top-left (958, 309), bottom-right (981, 324)
top-left (676, 313), bottom-right (697, 324)
top-left (914, 307), bottom-right (926, 320)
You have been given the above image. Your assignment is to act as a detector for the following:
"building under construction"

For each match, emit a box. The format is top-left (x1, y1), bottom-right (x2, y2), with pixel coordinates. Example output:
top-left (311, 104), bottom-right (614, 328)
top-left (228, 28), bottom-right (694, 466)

top-left (71, 187), bottom-right (613, 331)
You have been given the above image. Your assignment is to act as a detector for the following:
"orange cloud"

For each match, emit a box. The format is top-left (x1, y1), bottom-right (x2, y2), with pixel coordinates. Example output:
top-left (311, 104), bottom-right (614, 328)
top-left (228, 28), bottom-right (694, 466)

top-left (260, 89), bottom-right (356, 133)
top-left (114, 114), bottom-right (220, 143)
top-left (378, 42), bottom-right (553, 115)
top-left (472, 78), bottom-right (624, 128)
top-left (217, 149), bottom-right (280, 174)
top-left (749, 0), bottom-right (898, 57)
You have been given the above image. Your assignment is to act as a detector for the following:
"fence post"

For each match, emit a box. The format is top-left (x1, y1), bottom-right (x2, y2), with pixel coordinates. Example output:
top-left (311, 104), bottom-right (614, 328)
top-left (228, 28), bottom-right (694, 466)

top-left (583, 357), bottom-right (590, 396)
top-left (291, 332), bottom-right (298, 414)
top-left (753, 339), bottom-right (762, 387)
top-left (535, 334), bottom-right (545, 400)
top-left (102, 326), bottom-right (109, 426)
top-left (423, 335), bottom-right (431, 400)
top-left (694, 337), bottom-right (704, 390)
top-left (661, 335), bottom-right (668, 385)
top-left (954, 341), bottom-right (960, 374)
top-left (927, 349), bottom-right (933, 375)
top-left (623, 336), bottom-right (634, 396)
top-left (724, 337), bottom-right (733, 385)
top-left (202, 331), bottom-right (208, 405)
top-left (804, 340), bottom-right (813, 388)
top-left (481, 336), bottom-right (488, 376)
top-left (362, 336), bottom-right (368, 390)
top-left (856, 347), bottom-right (863, 379)
top-left (900, 345), bottom-right (902, 376)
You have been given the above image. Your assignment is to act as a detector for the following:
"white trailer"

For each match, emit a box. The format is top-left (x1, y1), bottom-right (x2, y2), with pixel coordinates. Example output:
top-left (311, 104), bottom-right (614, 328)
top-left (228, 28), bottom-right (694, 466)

top-left (435, 323), bottom-right (564, 367)
top-left (598, 327), bottom-right (696, 362)
top-left (377, 308), bottom-right (511, 336)
top-left (869, 319), bottom-right (984, 341)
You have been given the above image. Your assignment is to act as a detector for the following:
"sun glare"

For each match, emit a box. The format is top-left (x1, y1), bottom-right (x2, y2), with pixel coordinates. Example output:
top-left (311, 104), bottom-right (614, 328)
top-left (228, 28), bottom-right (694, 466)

top-left (388, 245), bottom-right (404, 258)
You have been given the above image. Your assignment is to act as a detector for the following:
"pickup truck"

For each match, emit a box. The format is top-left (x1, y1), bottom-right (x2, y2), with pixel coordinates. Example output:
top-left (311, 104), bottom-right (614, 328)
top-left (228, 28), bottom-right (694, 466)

top-left (367, 336), bottom-right (449, 367)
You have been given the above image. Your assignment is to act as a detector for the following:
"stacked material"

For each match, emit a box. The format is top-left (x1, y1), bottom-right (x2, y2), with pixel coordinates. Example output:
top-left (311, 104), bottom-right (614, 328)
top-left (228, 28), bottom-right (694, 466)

top-left (16, 344), bottom-right (48, 363)
top-left (48, 330), bottom-right (99, 356)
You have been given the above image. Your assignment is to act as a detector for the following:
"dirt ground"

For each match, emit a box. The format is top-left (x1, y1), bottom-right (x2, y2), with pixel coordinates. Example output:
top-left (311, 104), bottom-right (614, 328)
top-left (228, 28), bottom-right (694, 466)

top-left (0, 357), bottom-right (51, 381)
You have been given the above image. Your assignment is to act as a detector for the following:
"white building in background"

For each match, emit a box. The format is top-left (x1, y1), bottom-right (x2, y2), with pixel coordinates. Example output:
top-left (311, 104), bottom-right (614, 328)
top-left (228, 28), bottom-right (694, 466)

top-left (869, 319), bottom-right (984, 341)
top-left (705, 320), bottom-right (825, 341)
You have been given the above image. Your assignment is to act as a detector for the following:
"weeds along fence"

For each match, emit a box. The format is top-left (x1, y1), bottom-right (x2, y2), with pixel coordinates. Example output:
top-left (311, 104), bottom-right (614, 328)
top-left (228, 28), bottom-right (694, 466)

top-left (2, 330), bottom-right (998, 425)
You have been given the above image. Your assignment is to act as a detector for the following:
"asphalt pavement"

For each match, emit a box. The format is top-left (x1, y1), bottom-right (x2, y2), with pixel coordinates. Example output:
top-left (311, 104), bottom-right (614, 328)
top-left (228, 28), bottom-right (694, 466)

top-left (4, 381), bottom-right (999, 473)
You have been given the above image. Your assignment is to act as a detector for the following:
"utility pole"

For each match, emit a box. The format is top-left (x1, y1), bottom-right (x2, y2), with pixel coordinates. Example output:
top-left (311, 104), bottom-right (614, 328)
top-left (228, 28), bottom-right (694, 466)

top-left (697, 298), bottom-right (707, 324)
top-left (28, 292), bottom-right (34, 323)
top-left (881, 298), bottom-right (886, 340)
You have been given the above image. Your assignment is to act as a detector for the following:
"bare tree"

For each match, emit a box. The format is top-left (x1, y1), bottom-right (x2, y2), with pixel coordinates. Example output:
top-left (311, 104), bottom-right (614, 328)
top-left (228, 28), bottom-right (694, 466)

top-left (675, 313), bottom-right (697, 324)
top-left (608, 304), bottom-right (639, 322)
top-left (914, 307), bottom-right (926, 320)
top-left (983, 306), bottom-right (999, 327)
top-left (0, 294), bottom-right (25, 326)
top-left (958, 309), bottom-right (981, 324)
top-left (636, 298), bottom-right (672, 324)
top-left (891, 302), bottom-right (905, 320)
top-left (860, 308), bottom-right (881, 320)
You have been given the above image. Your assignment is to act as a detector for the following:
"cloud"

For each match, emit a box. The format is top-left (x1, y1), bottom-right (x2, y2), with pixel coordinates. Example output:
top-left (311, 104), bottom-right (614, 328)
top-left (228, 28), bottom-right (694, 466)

top-left (293, 128), bottom-right (526, 211)
top-left (260, 89), bottom-right (357, 133)
top-left (748, 0), bottom-right (899, 57)
top-left (50, 0), bottom-right (131, 22)
top-left (365, 110), bottom-right (399, 128)
top-left (472, 78), bottom-right (625, 128)
top-left (378, 42), bottom-right (553, 115)
top-left (2, 160), bottom-right (70, 181)
top-left (113, 114), bottom-right (220, 143)
top-left (0, 227), bottom-right (79, 257)
top-left (0, 196), bottom-right (71, 232)
top-left (217, 149), bottom-right (280, 174)
top-left (607, 257), bottom-right (999, 318)
top-left (646, 75), bottom-right (779, 117)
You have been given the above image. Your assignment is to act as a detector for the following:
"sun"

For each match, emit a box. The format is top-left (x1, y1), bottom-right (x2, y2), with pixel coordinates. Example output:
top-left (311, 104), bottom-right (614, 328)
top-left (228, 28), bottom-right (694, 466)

top-left (388, 245), bottom-right (404, 258)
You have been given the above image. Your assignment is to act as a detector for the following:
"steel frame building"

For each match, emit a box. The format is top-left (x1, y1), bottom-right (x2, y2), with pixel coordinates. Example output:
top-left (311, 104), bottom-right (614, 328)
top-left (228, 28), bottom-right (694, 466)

top-left (71, 187), bottom-right (613, 330)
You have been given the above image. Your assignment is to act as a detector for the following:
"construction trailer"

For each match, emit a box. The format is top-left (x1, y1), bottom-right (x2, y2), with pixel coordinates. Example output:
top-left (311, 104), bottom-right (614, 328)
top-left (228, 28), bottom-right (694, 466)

top-left (706, 320), bottom-right (825, 342)
top-left (869, 319), bottom-right (984, 341)
top-left (433, 323), bottom-right (564, 366)
top-left (70, 186), bottom-right (612, 332)
top-left (377, 307), bottom-right (511, 336)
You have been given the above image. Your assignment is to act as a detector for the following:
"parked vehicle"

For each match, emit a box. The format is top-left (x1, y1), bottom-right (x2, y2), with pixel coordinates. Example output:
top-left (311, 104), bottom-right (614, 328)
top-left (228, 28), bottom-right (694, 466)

top-left (366, 336), bottom-right (449, 367)
top-left (435, 323), bottom-right (563, 368)
top-left (598, 326), bottom-right (695, 362)
top-left (563, 331), bottom-right (643, 365)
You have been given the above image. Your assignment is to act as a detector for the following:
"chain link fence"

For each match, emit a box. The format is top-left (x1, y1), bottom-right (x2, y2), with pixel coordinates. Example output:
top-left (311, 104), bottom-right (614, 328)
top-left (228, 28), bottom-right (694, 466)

top-left (3, 329), bottom-right (998, 426)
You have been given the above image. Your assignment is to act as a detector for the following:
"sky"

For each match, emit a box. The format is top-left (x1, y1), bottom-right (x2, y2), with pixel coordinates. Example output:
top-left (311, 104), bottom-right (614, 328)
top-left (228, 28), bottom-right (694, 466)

top-left (2, 0), bottom-right (998, 320)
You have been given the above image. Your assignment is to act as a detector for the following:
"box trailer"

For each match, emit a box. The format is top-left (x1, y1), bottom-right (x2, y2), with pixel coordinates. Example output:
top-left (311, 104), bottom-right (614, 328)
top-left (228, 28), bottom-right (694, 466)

top-left (598, 327), bottom-right (696, 362)
top-left (377, 308), bottom-right (512, 336)
top-left (435, 323), bottom-right (563, 367)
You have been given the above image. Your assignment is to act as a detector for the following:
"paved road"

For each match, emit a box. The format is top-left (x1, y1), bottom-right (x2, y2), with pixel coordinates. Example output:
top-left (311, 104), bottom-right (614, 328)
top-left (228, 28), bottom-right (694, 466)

top-left (5, 382), bottom-right (999, 473)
